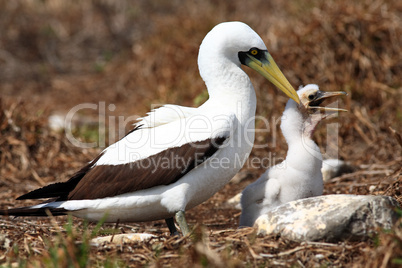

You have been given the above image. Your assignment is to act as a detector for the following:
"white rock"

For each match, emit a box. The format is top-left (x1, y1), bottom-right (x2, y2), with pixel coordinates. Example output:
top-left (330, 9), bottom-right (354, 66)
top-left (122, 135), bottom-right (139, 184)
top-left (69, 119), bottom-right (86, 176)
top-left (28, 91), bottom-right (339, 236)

top-left (230, 171), bottom-right (252, 184)
top-left (255, 194), bottom-right (399, 242)
top-left (48, 114), bottom-right (65, 131)
top-left (90, 233), bottom-right (156, 246)
top-left (226, 193), bottom-right (242, 209)
top-left (369, 185), bottom-right (377, 192)
top-left (0, 234), bottom-right (11, 249)
top-left (48, 113), bottom-right (100, 132)
top-left (315, 254), bottom-right (325, 260)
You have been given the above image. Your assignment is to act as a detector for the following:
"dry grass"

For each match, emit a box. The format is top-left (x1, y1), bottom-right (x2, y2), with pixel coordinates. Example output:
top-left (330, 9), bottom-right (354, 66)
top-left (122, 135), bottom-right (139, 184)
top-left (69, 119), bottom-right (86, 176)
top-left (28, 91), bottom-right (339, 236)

top-left (0, 0), bottom-right (401, 267)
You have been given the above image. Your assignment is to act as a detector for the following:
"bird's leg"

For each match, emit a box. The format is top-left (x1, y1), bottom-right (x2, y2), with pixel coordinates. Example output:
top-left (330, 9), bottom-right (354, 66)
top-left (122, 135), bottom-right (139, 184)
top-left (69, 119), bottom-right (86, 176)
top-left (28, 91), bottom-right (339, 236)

top-left (175, 210), bottom-right (190, 236)
top-left (165, 217), bottom-right (180, 236)
top-left (110, 219), bottom-right (120, 242)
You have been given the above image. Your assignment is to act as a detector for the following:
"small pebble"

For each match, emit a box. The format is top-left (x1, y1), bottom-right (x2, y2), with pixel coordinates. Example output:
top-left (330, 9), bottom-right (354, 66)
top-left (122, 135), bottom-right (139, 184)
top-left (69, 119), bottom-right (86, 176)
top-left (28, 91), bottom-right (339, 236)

top-left (315, 254), bottom-right (325, 260)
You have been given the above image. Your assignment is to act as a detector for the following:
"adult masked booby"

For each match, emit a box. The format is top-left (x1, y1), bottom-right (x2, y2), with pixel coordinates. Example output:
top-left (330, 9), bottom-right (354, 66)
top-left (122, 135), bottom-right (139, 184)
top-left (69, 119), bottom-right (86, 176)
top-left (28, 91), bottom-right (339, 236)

top-left (239, 84), bottom-right (346, 227)
top-left (0, 22), bottom-right (300, 236)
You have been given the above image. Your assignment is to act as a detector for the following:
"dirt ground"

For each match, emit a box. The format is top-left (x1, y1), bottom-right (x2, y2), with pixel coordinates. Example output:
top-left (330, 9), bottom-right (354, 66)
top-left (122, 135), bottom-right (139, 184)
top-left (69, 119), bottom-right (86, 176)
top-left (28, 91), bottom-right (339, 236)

top-left (0, 0), bottom-right (401, 267)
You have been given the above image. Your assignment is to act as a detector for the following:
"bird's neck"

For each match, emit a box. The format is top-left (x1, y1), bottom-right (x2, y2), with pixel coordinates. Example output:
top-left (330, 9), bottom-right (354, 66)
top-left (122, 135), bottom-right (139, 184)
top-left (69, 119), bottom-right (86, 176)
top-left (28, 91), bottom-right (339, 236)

top-left (198, 56), bottom-right (257, 154)
top-left (200, 58), bottom-right (257, 123)
top-left (280, 102), bottom-right (322, 171)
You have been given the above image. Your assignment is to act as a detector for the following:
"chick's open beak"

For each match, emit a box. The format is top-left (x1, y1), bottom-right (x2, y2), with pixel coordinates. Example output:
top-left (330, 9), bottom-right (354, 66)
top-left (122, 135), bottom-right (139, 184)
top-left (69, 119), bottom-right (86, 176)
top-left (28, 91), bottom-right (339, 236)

top-left (308, 91), bottom-right (348, 112)
top-left (243, 51), bottom-right (300, 104)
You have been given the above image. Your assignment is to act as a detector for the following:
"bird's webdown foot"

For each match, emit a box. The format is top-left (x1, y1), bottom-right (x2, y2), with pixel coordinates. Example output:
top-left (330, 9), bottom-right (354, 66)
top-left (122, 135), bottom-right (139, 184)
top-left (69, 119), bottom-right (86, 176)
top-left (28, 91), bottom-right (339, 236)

top-left (165, 210), bottom-right (191, 236)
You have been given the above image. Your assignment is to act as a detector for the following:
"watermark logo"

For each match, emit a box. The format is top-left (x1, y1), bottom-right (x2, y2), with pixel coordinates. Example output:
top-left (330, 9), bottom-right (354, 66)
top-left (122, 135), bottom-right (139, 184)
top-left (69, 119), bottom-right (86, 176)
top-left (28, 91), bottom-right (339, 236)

top-left (62, 100), bottom-right (343, 170)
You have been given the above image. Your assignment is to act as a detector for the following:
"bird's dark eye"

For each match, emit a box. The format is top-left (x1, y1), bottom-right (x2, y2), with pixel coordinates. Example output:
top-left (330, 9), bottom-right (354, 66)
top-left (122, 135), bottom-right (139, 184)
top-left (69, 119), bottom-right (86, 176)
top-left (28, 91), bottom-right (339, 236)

top-left (308, 94), bottom-right (315, 101)
top-left (250, 48), bottom-right (259, 56)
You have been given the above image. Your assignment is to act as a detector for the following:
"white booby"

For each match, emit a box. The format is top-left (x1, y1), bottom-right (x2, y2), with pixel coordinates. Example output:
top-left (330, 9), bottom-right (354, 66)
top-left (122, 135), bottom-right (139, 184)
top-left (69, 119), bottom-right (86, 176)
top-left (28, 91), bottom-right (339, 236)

top-left (0, 22), bottom-right (300, 236)
top-left (239, 84), bottom-right (346, 227)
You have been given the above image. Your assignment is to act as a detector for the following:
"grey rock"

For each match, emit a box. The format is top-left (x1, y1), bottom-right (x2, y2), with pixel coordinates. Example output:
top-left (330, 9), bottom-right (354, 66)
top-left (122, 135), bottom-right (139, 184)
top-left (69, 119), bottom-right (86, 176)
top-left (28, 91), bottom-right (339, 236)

top-left (255, 194), bottom-right (400, 242)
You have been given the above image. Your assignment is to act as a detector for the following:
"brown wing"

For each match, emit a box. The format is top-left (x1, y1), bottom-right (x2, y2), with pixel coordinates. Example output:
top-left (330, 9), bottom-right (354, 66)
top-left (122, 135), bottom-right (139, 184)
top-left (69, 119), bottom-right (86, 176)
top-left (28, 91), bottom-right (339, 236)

top-left (67, 137), bottom-right (227, 200)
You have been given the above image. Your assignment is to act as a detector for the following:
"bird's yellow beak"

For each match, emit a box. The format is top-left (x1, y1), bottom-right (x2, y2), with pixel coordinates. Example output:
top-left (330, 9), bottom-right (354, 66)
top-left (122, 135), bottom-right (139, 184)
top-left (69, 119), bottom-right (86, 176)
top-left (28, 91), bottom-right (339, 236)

top-left (243, 51), bottom-right (300, 104)
top-left (307, 91), bottom-right (348, 112)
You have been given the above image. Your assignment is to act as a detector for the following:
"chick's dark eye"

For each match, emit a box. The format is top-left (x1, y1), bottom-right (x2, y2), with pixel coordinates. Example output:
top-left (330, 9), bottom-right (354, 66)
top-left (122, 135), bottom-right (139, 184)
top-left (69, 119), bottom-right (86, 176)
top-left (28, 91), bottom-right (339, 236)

top-left (308, 94), bottom-right (315, 100)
